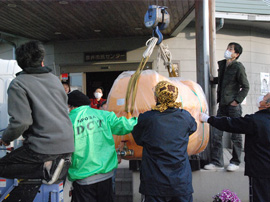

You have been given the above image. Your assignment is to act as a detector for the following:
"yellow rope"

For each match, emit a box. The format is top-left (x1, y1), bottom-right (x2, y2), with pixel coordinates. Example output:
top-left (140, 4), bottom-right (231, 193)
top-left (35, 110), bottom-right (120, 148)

top-left (125, 56), bottom-right (149, 114)
top-left (167, 64), bottom-right (178, 77)
top-left (124, 57), bottom-right (144, 112)
top-left (130, 57), bottom-right (149, 113)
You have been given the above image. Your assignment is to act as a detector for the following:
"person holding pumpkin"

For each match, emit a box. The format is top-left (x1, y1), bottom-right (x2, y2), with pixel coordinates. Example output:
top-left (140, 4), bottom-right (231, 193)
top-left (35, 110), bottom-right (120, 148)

top-left (132, 81), bottom-right (197, 202)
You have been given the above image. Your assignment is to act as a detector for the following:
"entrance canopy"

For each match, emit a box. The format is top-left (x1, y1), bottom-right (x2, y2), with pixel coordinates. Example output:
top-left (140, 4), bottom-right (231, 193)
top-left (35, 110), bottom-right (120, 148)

top-left (0, 0), bottom-right (195, 42)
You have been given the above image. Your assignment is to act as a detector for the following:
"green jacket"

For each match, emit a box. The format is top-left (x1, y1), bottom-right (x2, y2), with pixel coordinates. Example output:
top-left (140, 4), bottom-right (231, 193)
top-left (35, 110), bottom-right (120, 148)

top-left (68, 106), bottom-right (137, 181)
top-left (213, 59), bottom-right (249, 105)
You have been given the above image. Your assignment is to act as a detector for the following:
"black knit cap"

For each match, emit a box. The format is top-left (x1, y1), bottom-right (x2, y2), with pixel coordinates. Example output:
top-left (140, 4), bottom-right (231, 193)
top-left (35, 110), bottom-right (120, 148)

top-left (68, 90), bottom-right (91, 107)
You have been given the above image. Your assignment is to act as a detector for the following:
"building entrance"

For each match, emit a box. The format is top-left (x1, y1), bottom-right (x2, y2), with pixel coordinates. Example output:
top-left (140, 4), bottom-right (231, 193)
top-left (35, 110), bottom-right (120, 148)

top-left (86, 71), bottom-right (123, 100)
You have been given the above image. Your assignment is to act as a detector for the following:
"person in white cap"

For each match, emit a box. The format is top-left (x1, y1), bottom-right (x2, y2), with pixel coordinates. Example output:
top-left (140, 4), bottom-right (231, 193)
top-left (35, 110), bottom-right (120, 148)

top-left (200, 93), bottom-right (270, 202)
top-left (67, 90), bottom-right (137, 202)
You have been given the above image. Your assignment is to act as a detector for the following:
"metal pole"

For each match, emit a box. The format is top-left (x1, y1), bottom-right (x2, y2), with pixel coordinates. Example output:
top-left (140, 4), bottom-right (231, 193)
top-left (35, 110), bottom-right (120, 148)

top-left (195, 0), bottom-right (210, 102)
top-left (203, 0), bottom-right (210, 104)
top-left (209, 0), bottom-right (217, 116)
top-left (195, 0), bottom-right (211, 166)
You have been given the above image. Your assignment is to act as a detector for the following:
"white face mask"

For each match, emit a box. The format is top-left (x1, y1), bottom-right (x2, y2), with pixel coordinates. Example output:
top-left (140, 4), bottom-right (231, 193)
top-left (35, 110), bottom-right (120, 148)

top-left (94, 92), bottom-right (102, 99)
top-left (224, 50), bottom-right (232, 60)
top-left (256, 95), bottom-right (264, 108)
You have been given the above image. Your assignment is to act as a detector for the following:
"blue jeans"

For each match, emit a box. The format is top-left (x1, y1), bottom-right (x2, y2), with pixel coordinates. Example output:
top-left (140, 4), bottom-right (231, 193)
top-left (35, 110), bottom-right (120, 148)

top-left (211, 104), bottom-right (242, 167)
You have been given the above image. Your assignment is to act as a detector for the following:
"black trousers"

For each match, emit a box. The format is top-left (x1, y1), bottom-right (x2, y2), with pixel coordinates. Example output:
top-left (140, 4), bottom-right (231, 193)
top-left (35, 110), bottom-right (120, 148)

top-left (211, 104), bottom-right (243, 167)
top-left (0, 145), bottom-right (66, 180)
top-left (249, 177), bottom-right (270, 202)
top-left (142, 194), bottom-right (193, 202)
top-left (72, 178), bottom-right (114, 202)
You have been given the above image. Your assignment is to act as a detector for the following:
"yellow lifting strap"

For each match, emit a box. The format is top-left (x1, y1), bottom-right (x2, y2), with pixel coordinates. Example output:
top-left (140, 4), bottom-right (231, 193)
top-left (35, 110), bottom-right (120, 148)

top-left (125, 56), bottom-right (149, 114)
top-left (124, 37), bottom-right (177, 114)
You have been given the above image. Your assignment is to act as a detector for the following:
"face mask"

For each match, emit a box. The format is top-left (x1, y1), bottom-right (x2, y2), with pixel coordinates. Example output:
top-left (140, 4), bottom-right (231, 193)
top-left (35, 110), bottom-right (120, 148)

top-left (224, 50), bottom-right (232, 60)
top-left (256, 95), bottom-right (264, 108)
top-left (94, 92), bottom-right (102, 99)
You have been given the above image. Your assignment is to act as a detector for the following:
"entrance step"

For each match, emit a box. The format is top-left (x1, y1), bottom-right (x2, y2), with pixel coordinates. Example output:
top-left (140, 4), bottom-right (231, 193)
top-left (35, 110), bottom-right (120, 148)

top-left (115, 161), bottom-right (132, 202)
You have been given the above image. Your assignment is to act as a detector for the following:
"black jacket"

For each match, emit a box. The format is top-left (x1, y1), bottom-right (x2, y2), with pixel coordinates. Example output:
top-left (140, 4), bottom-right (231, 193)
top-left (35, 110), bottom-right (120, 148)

top-left (208, 109), bottom-right (270, 178)
top-left (132, 108), bottom-right (197, 196)
top-left (213, 59), bottom-right (249, 105)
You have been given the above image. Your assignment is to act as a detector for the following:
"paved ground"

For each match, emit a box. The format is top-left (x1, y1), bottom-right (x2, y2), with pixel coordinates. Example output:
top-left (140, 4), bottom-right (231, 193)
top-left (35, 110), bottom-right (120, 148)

top-left (125, 148), bottom-right (248, 202)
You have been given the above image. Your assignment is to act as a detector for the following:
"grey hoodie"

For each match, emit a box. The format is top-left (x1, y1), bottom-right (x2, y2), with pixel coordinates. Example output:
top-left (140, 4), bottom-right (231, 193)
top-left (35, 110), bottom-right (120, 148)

top-left (2, 67), bottom-right (74, 154)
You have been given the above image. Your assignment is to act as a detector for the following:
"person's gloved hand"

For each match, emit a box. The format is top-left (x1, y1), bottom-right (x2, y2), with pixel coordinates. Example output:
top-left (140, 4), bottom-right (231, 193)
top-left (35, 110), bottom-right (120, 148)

top-left (200, 113), bottom-right (209, 123)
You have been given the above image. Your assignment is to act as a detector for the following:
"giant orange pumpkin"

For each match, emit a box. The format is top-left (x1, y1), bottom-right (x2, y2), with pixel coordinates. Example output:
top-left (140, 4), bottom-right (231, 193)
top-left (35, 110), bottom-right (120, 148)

top-left (107, 70), bottom-right (209, 160)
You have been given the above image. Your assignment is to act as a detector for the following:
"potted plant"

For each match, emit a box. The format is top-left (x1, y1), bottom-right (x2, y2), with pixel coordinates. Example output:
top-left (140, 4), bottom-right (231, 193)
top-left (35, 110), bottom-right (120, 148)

top-left (213, 189), bottom-right (241, 202)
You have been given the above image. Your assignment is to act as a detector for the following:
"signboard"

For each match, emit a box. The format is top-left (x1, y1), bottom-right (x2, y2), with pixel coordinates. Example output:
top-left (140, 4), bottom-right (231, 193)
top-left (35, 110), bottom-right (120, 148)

top-left (260, 72), bottom-right (269, 95)
top-left (84, 51), bottom-right (126, 62)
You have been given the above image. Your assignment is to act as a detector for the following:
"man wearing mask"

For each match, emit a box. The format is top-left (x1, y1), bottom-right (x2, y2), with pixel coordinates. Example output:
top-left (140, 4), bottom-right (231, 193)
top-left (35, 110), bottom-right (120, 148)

top-left (204, 42), bottom-right (249, 172)
top-left (200, 93), bottom-right (270, 202)
top-left (90, 87), bottom-right (106, 109)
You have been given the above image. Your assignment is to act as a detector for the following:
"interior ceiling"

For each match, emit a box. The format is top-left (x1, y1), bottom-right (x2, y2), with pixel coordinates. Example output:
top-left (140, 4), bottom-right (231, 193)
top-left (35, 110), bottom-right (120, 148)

top-left (0, 0), bottom-right (195, 42)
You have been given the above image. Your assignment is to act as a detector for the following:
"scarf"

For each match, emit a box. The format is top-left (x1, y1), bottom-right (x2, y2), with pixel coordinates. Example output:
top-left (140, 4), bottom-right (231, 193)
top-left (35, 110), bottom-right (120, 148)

top-left (152, 81), bottom-right (182, 112)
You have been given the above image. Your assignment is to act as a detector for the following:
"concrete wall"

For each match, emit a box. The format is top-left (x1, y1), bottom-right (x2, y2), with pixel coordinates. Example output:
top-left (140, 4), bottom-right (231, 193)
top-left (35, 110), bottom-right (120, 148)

top-left (0, 38), bottom-right (32, 60)
top-left (43, 43), bottom-right (57, 75)
top-left (0, 43), bottom-right (15, 60)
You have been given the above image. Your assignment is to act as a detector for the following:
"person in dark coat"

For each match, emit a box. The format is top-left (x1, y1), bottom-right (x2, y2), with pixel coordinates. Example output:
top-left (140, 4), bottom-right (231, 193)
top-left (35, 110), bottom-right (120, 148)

top-left (200, 93), bottom-right (270, 202)
top-left (132, 81), bottom-right (197, 202)
top-left (204, 42), bottom-right (249, 172)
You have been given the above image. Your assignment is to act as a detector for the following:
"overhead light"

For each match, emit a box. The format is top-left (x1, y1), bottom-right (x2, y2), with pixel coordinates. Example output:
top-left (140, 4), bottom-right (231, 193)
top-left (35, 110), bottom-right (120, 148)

top-left (54, 32), bottom-right (62, 35)
top-left (135, 27), bottom-right (142, 31)
top-left (59, 1), bottom-right (68, 5)
top-left (94, 30), bottom-right (101, 33)
top-left (7, 4), bottom-right (17, 8)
